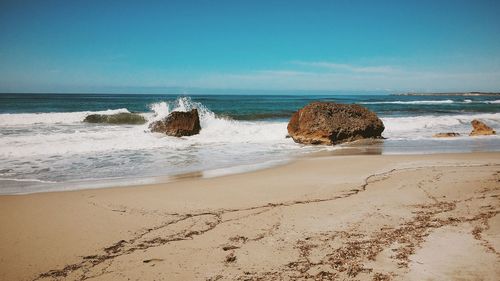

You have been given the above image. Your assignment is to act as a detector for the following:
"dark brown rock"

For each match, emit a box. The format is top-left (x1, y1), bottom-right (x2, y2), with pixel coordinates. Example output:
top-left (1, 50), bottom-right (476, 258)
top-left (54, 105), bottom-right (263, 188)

top-left (149, 109), bottom-right (201, 137)
top-left (433, 132), bottom-right (460, 138)
top-left (287, 102), bottom-right (384, 145)
top-left (470, 119), bottom-right (495, 136)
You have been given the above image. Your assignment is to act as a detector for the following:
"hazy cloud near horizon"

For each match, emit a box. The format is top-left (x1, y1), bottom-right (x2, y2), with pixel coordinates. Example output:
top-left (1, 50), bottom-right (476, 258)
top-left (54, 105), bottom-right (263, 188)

top-left (2, 62), bottom-right (500, 93)
top-left (187, 63), bottom-right (500, 92)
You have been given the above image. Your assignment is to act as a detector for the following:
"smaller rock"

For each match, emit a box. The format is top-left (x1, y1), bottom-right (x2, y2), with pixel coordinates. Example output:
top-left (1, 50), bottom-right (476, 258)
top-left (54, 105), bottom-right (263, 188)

top-left (470, 119), bottom-right (496, 136)
top-left (149, 109), bottom-right (201, 137)
top-left (84, 113), bottom-right (146, 124)
top-left (433, 132), bottom-right (460, 138)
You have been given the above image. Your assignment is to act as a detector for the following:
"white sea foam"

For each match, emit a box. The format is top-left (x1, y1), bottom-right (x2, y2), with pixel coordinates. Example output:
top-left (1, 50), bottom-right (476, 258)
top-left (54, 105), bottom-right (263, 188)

top-left (0, 108), bottom-right (130, 126)
top-left (149, 96), bottom-right (216, 123)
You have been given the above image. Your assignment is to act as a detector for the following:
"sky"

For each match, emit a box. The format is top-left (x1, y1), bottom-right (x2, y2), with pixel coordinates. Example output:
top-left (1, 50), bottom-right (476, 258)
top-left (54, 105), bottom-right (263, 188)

top-left (1, 0), bottom-right (500, 93)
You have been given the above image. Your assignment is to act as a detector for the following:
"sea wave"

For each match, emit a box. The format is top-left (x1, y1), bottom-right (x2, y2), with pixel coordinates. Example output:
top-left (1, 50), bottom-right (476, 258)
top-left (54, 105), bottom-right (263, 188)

top-left (0, 97), bottom-right (293, 157)
top-left (0, 108), bottom-right (131, 126)
top-left (2, 97), bottom-right (498, 157)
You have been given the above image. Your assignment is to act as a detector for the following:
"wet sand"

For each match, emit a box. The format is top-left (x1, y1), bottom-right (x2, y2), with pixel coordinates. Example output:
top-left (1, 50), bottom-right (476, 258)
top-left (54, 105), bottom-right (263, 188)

top-left (0, 152), bottom-right (499, 280)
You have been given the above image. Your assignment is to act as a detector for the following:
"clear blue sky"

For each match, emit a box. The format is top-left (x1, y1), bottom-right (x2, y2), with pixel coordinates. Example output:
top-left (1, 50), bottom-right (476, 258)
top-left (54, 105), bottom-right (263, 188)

top-left (1, 0), bottom-right (500, 93)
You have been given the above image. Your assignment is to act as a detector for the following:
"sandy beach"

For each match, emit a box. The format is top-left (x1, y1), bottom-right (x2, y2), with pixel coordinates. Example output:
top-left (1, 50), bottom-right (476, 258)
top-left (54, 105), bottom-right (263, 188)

top-left (0, 152), bottom-right (499, 280)
top-left (2, 1), bottom-right (500, 280)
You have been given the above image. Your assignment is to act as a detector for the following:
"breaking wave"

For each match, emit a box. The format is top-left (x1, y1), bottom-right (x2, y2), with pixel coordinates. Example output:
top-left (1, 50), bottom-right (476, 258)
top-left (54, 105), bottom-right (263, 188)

top-left (147, 97), bottom-right (290, 143)
top-left (0, 97), bottom-right (294, 158)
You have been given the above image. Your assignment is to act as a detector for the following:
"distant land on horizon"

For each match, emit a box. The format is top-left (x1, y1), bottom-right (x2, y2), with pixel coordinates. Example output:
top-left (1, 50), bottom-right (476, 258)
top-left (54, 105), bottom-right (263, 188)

top-left (394, 92), bottom-right (500, 96)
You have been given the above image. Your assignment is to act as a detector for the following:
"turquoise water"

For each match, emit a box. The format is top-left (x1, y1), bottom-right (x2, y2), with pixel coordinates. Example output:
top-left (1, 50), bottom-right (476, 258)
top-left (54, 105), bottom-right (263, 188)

top-left (1, 93), bottom-right (499, 118)
top-left (0, 93), bottom-right (499, 194)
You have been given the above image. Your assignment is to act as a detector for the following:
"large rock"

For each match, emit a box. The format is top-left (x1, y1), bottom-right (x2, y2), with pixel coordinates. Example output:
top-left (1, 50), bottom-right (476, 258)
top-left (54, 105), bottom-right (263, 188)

top-left (149, 109), bottom-right (201, 137)
top-left (84, 113), bottom-right (146, 124)
top-left (287, 102), bottom-right (384, 145)
top-left (470, 119), bottom-right (496, 136)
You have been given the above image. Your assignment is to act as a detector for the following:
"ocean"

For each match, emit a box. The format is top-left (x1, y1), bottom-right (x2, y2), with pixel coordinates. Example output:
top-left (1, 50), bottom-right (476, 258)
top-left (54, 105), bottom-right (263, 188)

top-left (1, 93), bottom-right (499, 194)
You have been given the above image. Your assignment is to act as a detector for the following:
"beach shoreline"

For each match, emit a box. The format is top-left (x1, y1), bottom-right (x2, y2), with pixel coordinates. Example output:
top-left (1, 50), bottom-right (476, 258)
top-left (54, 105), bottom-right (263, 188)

top-left (1, 151), bottom-right (499, 280)
top-left (4, 140), bottom-right (500, 196)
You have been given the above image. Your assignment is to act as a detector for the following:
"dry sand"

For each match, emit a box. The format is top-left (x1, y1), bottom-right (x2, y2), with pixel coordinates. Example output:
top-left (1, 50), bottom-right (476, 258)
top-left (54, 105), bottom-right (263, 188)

top-left (0, 152), bottom-right (499, 281)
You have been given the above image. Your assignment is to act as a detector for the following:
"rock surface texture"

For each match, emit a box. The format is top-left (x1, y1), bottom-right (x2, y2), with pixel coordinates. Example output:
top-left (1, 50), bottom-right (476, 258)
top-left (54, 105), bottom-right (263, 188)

top-left (287, 102), bottom-right (384, 145)
top-left (470, 119), bottom-right (496, 136)
top-left (83, 113), bottom-right (146, 124)
top-left (149, 109), bottom-right (201, 137)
